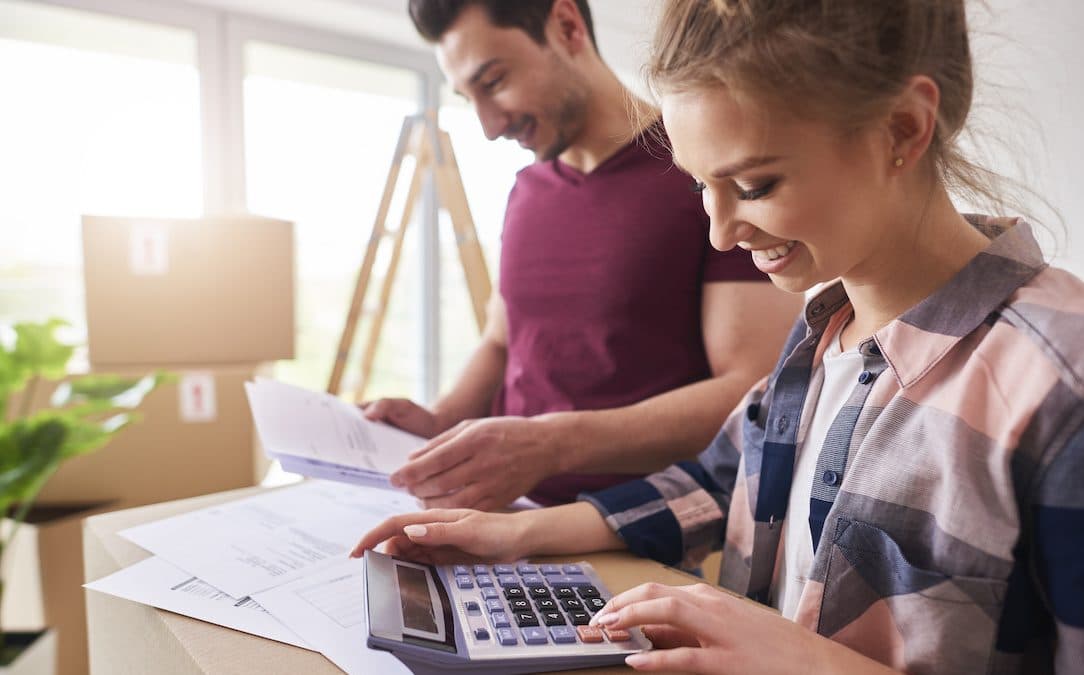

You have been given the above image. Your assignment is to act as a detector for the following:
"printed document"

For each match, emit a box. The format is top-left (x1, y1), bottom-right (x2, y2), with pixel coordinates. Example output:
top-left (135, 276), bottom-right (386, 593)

top-left (245, 377), bottom-right (425, 488)
top-left (253, 557), bottom-right (410, 675)
top-left (120, 481), bottom-right (417, 598)
top-left (85, 556), bottom-right (310, 650)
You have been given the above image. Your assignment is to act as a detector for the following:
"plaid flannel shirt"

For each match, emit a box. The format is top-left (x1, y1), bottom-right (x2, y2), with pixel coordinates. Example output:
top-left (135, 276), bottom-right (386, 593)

top-left (582, 217), bottom-right (1084, 674)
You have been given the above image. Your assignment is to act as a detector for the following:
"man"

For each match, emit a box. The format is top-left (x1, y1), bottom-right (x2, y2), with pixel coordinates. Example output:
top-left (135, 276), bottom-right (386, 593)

top-left (364, 0), bottom-right (801, 509)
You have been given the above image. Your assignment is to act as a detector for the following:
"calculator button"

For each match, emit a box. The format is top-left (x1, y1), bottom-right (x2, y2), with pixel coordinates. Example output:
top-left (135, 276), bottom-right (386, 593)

top-left (585, 597), bottom-right (607, 612)
top-left (455, 575), bottom-right (474, 589)
top-left (603, 628), bottom-right (631, 642)
top-left (550, 626), bottom-right (578, 644)
top-left (554, 587), bottom-right (577, 600)
top-left (473, 565), bottom-right (489, 575)
top-left (496, 627), bottom-right (518, 646)
top-left (560, 598), bottom-right (584, 612)
top-left (476, 575), bottom-right (494, 587)
top-left (465, 601), bottom-right (480, 614)
top-left (541, 611), bottom-right (567, 626)
top-left (561, 575), bottom-right (592, 587)
top-left (508, 598), bottom-right (532, 612)
top-left (520, 574), bottom-right (544, 586)
top-left (577, 585), bottom-right (601, 599)
top-left (562, 564), bottom-right (583, 574)
top-left (516, 564), bottom-right (538, 574)
top-left (535, 598), bottom-right (558, 612)
top-left (521, 627), bottom-right (548, 645)
top-left (504, 586), bottom-right (526, 600)
top-left (494, 564), bottom-right (516, 575)
top-left (481, 587), bottom-right (499, 600)
top-left (515, 611), bottom-right (540, 627)
top-left (528, 586), bottom-right (551, 599)
top-left (497, 575), bottom-right (519, 588)
top-left (491, 611), bottom-right (511, 628)
top-left (453, 565), bottom-right (470, 576)
top-left (540, 564), bottom-right (563, 575)
top-left (485, 599), bottom-right (504, 613)
top-left (568, 610), bottom-right (591, 625)
top-left (576, 625), bottom-right (604, 643)
top-left (474, 627), bottom-right (490, 641)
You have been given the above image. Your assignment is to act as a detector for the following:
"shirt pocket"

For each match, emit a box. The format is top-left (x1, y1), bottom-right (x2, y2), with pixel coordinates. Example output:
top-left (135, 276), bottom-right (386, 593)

top-left (819, 517), bottom-right (1008, 675)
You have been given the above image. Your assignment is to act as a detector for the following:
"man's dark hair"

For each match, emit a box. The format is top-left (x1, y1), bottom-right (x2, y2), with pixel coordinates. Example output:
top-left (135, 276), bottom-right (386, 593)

top-left (408, 0), bottom-right (597, 49)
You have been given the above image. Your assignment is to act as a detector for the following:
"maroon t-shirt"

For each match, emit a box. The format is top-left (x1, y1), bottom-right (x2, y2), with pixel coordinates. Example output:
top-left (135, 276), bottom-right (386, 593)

top-left (496, 127), bottom-right (767, 506)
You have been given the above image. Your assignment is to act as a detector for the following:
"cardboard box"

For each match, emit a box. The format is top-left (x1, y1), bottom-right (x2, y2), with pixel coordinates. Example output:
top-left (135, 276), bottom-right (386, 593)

top-left (2, 502), bottom-right (114, 675)
top-left (82, 214), bottom-right (295, 366)
top-left (18, 364), bottom-right (271, 507)
top-left (83, 488), bottom-right (706, 675)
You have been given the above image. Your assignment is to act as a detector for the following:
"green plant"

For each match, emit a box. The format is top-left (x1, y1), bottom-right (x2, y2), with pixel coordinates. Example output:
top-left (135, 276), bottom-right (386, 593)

top-left (0, 319), bottom-right (168, 665)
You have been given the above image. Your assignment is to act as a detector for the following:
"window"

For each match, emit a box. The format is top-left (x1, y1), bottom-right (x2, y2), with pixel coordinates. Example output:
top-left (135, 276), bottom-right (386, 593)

top-left (0, 0), bottom-right (201, 336)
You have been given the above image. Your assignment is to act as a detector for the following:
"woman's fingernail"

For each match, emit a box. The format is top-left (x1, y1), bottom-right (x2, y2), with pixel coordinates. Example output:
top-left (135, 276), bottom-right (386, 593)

top-left (625, 653), bottom-right (650, 668)
top-left (596, 611), bottom-right (618, 625)
top-left (403, 525), bottom-right (427, 538)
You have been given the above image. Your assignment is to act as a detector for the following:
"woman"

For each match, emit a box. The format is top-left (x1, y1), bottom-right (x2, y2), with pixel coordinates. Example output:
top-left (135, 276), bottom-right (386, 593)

top-left (354, 1), bottom-right (1084, 672)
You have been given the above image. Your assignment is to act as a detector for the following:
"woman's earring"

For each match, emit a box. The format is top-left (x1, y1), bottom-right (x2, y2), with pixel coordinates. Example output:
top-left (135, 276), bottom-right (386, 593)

top-left (893, 157), bottom-right (904, 168)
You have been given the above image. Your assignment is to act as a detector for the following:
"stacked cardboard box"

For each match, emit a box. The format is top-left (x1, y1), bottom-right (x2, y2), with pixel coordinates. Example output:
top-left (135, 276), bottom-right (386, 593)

top-left (2, 214), bottom-right (295, 675)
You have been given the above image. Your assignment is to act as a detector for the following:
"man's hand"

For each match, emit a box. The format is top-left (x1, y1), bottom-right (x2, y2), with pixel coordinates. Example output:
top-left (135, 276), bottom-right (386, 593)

top-left (350, 508), bottom-right (531, 564)
top-left (390, 416), bottom-right (565, 511)
top-left (362, 398), bottom-right (443, 439)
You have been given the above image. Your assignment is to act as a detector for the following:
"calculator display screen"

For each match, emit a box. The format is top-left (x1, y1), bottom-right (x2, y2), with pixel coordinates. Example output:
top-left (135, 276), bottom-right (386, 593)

top-left (397, 564), bottom-right (439, 634)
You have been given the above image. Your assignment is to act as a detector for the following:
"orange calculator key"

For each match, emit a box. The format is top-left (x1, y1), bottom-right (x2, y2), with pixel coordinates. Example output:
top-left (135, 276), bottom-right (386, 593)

top-left (576, 626), bottom-right (604, 643)
top-left (603, 628), bottom-right (631, 642)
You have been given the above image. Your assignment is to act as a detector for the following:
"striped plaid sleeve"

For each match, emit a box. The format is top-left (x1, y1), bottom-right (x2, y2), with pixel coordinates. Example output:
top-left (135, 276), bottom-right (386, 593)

top-left (579, 398), bottom-right (749, 567)
top-left (1033, 416), bottom-right (1084, 673)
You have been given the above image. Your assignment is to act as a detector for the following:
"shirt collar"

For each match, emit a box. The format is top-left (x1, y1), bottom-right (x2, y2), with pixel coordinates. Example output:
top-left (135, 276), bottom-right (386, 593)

top-left (801, 216), bottom-right (1047, 388)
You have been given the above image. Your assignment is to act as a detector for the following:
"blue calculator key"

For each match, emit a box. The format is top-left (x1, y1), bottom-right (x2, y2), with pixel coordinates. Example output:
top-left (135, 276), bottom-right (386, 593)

top-left (481, 587), bottom-right (499, 600)
top-left (517, 564), bottom-right (538, 574)
top-left (465, 601), bottom-right (480, 613)
top-left (486, 599), bottom-right (504, 612)
top-left (562, 564), bottom-right (583, 574)
top-left (474, 627), bottom-right (490, 641)
top-left (496, 627), bottom-right (518, 646)
top-left (493, 564), bottom-right (516, 575)
top-left (540, 564), bottom-right (563, 575)
top-left (453, 565), bottom-right (470, 576)
top-left (521, 574), bottom-right (544, 586)
top-left (455, 575), bottom-right (474, 589)
top-left (497, 574), bottom-right (519, 587)
top-left (522, 627), bottom-right (548, 645)
top-left (553, 574), bottom-right (591, 587)
top-left (491, 611), bottom-right (511, 628)
top-left (473, 565), bottom-right (489, 575)
top-left (550, 626), bottom-right (578, 644)
top-left (476, 574), bottom-right (494, 587)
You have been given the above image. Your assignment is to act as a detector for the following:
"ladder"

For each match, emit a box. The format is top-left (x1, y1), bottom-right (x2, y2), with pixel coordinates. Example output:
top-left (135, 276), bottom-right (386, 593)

top-left (328, 112), bottom-right (492, 401)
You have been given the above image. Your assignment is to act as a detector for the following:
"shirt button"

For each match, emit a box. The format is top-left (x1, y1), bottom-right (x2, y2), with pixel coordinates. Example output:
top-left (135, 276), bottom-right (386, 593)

top-left (858, 371), bottom-right (874, 385)
top-left (746, 403), bottom-right (761, 421)
top-left (775, 416), bottom-right (789, 433)
top-left (822, 470), bottom-right (840, 486)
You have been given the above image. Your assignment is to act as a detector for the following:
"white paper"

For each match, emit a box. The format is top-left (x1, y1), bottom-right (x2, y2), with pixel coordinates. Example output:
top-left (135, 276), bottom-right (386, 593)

top-left (120, 481), bottom-right (417, 598)
top-left (85, 556), bottom-right (310, 649)
top-left (179, 372), bottom-right (217, 423)
top-left (253, 558), bottom-right (410, 675)
top-left (245, 378), bottom-right (425, 481)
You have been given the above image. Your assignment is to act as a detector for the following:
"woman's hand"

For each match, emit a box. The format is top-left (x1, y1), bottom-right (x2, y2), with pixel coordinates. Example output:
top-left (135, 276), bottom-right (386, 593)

top-left (350, 508), bottom-right (530, 564)
top-left (593, 582), bottom-right (897, 674)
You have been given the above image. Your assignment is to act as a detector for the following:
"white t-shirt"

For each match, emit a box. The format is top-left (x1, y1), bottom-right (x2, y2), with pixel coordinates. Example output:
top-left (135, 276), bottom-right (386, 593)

top-left (772, 324), bottom-right (865, 619)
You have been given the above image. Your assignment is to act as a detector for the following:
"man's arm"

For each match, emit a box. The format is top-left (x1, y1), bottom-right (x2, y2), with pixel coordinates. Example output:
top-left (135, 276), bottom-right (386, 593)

top-left (363, 293), bottom-right (508, 437)
top-left (545, 281), bottom-right (803, 474)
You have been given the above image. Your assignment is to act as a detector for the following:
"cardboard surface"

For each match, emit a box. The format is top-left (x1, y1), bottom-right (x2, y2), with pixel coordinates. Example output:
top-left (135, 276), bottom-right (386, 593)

top-left (3, 503), bottom-right (115, 675)
top-left (19, 364), bottom-right (271, 507)
top-left (83, 487), bottom-right (706, 675)
top-left (82, 214), bottom-right (295, 366)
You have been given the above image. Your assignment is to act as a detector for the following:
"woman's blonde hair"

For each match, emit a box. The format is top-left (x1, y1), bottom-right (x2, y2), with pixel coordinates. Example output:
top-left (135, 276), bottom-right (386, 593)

top-left (646, 0), bottom-right (1037, 223)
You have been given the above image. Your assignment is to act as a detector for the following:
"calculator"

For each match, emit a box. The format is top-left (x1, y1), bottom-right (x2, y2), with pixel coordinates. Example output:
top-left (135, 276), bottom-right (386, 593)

top-left (364, 550), bottom-right (651, 674)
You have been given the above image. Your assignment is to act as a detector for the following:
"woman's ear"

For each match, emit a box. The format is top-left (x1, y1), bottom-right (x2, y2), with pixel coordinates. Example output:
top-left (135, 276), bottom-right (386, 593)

top-left (887, 75), bottom-right (941, 172)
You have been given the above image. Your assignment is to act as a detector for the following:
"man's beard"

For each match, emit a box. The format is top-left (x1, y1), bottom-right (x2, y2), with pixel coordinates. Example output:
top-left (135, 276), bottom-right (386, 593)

top-left (536, 73), bottom-right (589, 161)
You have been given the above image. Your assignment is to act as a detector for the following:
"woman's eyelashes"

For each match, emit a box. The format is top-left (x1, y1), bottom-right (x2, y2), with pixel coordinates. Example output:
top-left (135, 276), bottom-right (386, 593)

top-left (690, 178), bottom-right (780, 200)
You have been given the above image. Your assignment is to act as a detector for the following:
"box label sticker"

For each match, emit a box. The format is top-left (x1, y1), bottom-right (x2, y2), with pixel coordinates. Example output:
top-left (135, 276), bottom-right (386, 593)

top-left (179, 372), bottom-right (217, 423)
top-left (129, 224), bottom-right (169, 275)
